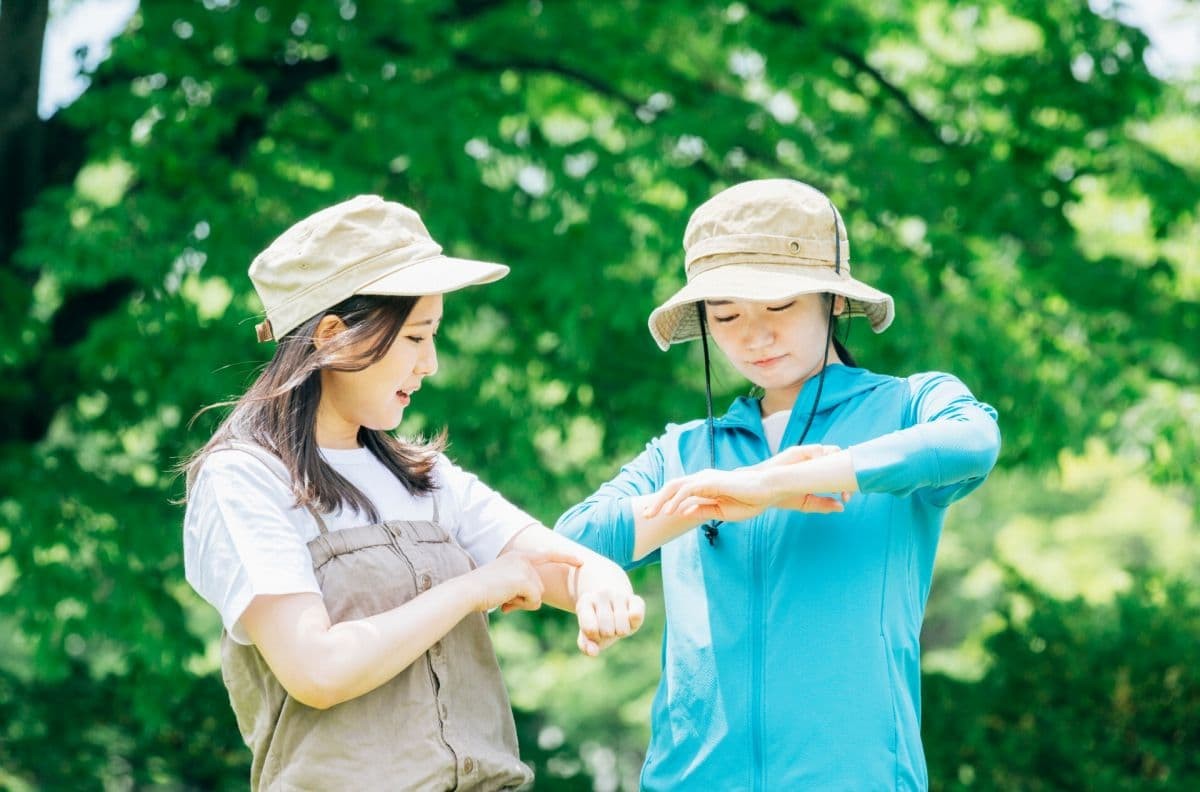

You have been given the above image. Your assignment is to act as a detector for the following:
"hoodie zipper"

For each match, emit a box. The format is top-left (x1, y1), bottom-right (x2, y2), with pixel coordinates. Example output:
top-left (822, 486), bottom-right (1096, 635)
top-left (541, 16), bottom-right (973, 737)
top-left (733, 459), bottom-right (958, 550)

top-left (751, 511), bottom-right (765, 792)
top-left (749, 425), bottom-right (772, 792)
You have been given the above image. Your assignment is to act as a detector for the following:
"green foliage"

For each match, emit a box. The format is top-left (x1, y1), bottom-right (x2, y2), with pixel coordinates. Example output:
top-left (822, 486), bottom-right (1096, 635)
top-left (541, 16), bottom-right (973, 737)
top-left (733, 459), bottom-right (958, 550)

top-left (925, 575), bottom-right (1200, 791)
top-left (0, 0), bottom-right (1196, 788)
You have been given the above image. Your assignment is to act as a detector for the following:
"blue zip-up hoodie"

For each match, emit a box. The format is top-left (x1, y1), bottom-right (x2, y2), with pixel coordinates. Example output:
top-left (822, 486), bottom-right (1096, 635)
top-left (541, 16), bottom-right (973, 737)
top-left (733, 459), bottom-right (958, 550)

top-left (556, 365), bottom-right (1000, 791)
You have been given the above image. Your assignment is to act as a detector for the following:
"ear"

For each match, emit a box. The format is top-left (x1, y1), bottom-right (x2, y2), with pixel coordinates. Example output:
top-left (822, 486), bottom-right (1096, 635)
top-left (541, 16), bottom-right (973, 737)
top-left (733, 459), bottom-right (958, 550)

top-left (313, 314), bottom-right (348, 350)
top-left (832, 295), bottom-right (847, 317)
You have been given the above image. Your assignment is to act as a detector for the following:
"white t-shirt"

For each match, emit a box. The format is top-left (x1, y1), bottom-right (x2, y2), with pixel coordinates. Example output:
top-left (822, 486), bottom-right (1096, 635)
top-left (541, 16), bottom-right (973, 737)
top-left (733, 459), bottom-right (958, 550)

top-left (763, 410), bottom-right (791, 454)
top-left (183, 445), bottom-right (538, 645)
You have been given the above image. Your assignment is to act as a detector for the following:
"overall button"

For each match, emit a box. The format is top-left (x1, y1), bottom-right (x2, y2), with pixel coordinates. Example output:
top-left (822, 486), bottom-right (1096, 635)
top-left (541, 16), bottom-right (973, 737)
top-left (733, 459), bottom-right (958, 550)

top-left (430, 642), bottom-right (442, 658)
top-left (419, 574), bottom-right (432, 591)
top-left (463, 758), bottom-right (474, 774)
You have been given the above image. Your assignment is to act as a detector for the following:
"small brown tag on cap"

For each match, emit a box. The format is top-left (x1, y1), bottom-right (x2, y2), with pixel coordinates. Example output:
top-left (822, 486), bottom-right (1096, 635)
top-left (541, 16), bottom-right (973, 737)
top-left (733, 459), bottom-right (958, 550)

top-left (255, 319), bottom-right (274, 342)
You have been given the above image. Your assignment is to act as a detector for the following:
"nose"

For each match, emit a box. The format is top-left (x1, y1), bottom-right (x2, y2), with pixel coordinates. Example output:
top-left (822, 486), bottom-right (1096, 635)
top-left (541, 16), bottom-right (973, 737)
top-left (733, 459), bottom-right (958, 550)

top-left (415, 339), bottom-right (438, 377)
top-left (742, 318), bottom-right (774, 351)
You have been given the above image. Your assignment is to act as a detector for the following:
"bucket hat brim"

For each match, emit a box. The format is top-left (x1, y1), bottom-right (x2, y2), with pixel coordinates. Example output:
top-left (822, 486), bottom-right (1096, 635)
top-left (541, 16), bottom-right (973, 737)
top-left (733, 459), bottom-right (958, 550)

top-left (647, 261), bottom-right (894, 351)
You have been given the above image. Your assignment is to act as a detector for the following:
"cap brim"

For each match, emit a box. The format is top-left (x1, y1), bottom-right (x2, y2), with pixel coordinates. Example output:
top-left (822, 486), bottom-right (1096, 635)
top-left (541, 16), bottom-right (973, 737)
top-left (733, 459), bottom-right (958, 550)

top-left (356, 253), bottom-right (509, 297)
top-left (647, 263), bottom-right (894, 351)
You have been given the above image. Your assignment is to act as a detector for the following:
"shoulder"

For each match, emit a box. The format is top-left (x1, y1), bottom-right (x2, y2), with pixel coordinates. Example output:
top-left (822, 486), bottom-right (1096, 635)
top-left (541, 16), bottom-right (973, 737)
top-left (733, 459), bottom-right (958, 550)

top-left (191, 442), bottom-right (294, 498)
top-left (662, 418), bottom-right (709, 442)
top-left (904, 370), bottom-right (969, 391)
top-left (429, 451), bottom-right (469, 489)
top-left (899, 370), bottom-right (998, 425)
top-left (901, 370), bottom-right (983, 406)
top-left (644, 418), bottom-right (712, 460)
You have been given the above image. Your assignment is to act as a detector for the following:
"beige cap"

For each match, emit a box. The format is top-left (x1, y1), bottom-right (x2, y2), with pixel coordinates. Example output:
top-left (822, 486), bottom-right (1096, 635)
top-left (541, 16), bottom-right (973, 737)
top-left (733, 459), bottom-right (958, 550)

top-left (647, 179), bottom-right (895, 350)
top-left (248, 195), bottom-right (509, 341)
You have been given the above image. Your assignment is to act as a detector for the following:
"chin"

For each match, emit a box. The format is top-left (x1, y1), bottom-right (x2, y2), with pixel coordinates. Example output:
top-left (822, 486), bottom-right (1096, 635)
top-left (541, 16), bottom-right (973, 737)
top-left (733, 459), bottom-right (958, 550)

top-left (365, 412), bottom-right (405, 433)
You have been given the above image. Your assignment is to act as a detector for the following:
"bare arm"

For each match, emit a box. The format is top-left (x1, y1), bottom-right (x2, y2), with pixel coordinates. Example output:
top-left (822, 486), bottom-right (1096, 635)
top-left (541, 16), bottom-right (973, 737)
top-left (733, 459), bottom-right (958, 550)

top-left (239, 547), bottom-right (580, 710)
top-left (503, 523), bottom-right (646, 655)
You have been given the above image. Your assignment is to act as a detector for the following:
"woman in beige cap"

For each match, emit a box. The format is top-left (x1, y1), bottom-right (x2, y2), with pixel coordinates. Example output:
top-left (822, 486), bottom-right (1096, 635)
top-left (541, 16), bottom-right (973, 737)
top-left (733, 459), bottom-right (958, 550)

top-left (557, 179), bottom-right (1000, 790)
top-left (182, 195), bottom-right (644, 790)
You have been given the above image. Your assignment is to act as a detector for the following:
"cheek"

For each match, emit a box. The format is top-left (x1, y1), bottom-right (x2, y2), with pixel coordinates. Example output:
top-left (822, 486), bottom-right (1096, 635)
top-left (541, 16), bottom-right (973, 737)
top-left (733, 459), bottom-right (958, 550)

top-left (382, 345), bottom-right (420, 379)
top-left (706, 324), bottom-right (741, 359)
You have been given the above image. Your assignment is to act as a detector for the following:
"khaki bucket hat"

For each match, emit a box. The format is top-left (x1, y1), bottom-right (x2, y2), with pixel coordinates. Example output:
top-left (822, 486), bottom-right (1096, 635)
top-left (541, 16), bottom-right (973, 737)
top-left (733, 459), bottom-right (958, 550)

top-left (249, 195), bottom-right (509, 341)
top-left (647, 179), bottom-right (895, 350)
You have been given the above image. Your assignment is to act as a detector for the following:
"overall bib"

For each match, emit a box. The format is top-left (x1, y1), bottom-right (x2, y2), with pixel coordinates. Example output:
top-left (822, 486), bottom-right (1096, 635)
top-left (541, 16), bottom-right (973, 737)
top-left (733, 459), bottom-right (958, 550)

top-left (219, 444), bottom-right (532, 791)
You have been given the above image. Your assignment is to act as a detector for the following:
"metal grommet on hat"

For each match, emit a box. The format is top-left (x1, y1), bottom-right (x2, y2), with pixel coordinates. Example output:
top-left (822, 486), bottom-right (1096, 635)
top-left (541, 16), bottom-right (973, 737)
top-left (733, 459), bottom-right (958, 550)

top-left (646, 179), bottom-right (895, 351)
top-left (248, 195), bottom-right (510, 342)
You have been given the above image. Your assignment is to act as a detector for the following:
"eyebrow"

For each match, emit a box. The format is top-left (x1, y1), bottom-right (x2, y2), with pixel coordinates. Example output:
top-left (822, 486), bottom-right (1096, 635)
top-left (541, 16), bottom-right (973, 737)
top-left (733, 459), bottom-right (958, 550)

top-left (402, 316), bottom-right (442, 327)
top-left (705, 300), bottom-right (733, 306)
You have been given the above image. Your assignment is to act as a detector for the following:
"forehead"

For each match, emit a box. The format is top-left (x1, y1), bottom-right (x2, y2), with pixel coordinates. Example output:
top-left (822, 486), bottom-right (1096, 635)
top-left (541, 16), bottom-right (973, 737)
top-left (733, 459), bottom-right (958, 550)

top-left (702, 294), bottom-right (829, 317)
top-left (704, 295), bottom-right (814, 307)
top-left (403, 293), bottom-right (444, 325)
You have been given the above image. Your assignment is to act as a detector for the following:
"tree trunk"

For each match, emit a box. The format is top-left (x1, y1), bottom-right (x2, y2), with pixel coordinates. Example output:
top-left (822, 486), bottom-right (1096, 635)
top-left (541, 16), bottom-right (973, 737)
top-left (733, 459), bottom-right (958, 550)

top-left (0, 0), bottom-right (50, 266)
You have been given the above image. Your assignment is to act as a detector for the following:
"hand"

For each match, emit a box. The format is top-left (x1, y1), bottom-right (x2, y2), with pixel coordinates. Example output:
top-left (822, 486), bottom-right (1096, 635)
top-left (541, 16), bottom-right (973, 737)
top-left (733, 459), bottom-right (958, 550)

top-left (642, 445), bottom-right (848, 522)
top-left (466, 550), bottom-right (583, 613)
top-left (574, 590), bottom-right (646, 657)
top-left (753, 444), bottom-right (853, 511)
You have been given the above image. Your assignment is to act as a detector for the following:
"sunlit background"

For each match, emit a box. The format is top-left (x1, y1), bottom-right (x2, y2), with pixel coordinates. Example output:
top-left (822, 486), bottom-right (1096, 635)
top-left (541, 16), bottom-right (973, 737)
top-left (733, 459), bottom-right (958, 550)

top-left (2, 1), bottom-right (1197, 789)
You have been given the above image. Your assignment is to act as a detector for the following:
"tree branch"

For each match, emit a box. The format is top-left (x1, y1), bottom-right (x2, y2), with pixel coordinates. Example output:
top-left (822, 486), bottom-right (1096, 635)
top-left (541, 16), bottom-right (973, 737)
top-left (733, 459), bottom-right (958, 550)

top-left (745, 2), bottom-right (947, 146)
top-left (453, 51), bottom-right (642, 113)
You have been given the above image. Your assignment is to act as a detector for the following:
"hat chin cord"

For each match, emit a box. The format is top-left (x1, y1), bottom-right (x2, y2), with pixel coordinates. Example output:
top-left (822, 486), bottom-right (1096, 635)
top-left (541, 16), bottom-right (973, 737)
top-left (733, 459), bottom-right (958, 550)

top-left (697, 302), bottom-right (835, 546)
top-left (695, 198), bottom-right (843, 548)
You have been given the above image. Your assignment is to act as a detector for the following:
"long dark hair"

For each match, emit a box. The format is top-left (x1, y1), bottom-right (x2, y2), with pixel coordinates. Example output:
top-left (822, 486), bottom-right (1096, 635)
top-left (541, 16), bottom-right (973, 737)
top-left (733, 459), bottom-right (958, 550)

top-left (828, 293), bottom-right (857, 367)
top-left (183, 294), bottom-right (444, 521)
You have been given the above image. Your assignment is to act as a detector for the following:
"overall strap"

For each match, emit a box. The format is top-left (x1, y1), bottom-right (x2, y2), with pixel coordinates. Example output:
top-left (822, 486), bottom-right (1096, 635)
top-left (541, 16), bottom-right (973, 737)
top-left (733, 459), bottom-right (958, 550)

top-left (308, 506), bottom-right (329, 535)
top-left (430, 489), bottom-right (441, 526)
top-left (224, 440), bottom-right (330, 535)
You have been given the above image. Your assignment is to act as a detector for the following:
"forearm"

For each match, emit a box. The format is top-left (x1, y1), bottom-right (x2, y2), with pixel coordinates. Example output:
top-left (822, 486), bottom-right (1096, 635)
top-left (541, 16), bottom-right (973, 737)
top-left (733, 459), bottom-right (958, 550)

top-left (762, 449), bottom-right (859, 501)
top-left (631, 493), bottom-right (708, 560)
top-left (555, 440), bottom-right (669, 566)
top-left (248, 580), bottom-right (481, 710)
top-left (850, 415), bottom-right (1000, 497)
top-left (318, 579), bottom-right (479, 706)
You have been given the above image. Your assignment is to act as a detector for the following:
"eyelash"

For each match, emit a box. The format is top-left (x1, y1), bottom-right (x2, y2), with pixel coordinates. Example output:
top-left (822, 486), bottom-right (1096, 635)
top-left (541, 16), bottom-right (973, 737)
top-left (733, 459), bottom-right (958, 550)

top-left (712, 301), bottom-right (796, 323)
top-left (406, 332), bottom-right (438, 344)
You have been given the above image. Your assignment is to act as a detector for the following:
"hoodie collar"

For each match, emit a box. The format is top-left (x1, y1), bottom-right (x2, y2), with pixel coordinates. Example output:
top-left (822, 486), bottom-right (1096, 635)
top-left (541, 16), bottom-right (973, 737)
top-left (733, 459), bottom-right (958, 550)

top-left (714, 364), bottom-right (890, 434)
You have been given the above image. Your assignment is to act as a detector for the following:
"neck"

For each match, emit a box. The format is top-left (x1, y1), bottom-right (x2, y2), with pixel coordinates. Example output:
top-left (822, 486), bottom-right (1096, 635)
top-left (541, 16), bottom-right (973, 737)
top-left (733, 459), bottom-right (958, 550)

top-left (314, 401), bottom-right (362, 449)
top-left (759, 344), bottom-right (843, 416)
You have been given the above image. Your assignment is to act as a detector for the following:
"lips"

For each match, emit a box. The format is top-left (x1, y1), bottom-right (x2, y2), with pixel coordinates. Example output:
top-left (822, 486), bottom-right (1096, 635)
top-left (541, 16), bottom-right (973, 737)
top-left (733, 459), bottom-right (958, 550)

top-left (751, 355), bottom-right (786, 367)
top-left (396, 385), bottom-right (420, 406)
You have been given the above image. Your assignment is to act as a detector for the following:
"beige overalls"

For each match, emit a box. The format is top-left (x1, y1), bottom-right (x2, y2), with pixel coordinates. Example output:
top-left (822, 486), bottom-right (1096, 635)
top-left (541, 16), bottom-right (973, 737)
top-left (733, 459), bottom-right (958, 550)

top-left (219, 444), bottom-right (533, 791)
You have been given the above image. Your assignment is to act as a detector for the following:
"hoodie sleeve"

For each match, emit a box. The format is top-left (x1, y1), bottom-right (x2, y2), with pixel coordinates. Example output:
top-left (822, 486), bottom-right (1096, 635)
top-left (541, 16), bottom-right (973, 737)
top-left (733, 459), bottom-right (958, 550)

top-left (554, 434), bottom-right (669, 570)
top-left (849, 372), bottom-right (1001, 507)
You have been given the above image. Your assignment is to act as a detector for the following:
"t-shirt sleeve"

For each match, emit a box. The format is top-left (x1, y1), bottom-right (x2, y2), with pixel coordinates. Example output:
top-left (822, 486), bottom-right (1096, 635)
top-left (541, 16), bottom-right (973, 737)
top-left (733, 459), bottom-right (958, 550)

top-left (435, 455), bottom-right (539, 567)
top-left (183, 449), bottom-right (322, 645)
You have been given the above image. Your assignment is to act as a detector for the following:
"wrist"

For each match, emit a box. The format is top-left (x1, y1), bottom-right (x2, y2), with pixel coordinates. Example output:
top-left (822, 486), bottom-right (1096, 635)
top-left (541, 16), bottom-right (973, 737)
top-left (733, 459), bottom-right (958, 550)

top-left (572, 557), bottom-right (632, 600)
top-left (762, 466), bottom-right (803, 504)
top-left (456, 569), bottom-right (490, 613)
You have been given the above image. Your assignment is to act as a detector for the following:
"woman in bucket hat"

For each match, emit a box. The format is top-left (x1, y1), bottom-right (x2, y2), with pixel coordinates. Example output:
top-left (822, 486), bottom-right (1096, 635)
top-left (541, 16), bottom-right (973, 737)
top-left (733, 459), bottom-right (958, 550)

top-left (557, 179), bottom-right (1000, 790)
top-left (182, 195), bottom-right (644, 790)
